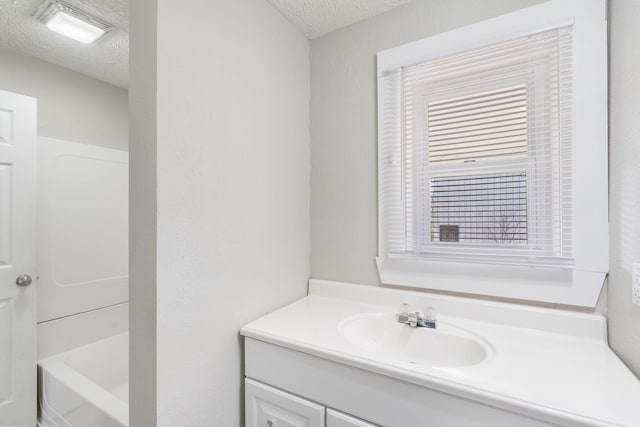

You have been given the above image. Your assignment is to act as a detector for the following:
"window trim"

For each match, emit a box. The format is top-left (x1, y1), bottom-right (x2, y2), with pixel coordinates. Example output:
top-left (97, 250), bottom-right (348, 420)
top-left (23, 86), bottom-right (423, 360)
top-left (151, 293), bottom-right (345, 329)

top-left (376, 0), bottom-right (608, 307)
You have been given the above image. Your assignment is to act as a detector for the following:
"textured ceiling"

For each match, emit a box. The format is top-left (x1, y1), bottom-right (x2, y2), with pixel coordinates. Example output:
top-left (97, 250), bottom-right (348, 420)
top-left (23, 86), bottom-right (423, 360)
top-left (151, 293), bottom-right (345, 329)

top-left (0, 0), bottom-right (129, 88)
top-left (0, 0), bottom-right (413, 89)
top-left (268, 0), bottom-right (416, 38)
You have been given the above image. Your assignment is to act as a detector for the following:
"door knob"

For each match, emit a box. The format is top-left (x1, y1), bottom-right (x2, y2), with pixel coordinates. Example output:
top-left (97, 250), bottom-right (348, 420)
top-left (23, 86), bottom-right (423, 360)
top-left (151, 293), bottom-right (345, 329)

top-left (16, 274), bottom-right (32, 287)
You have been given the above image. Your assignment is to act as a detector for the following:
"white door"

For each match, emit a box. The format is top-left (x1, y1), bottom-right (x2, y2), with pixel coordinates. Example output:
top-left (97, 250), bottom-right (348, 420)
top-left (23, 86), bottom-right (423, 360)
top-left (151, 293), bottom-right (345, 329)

top-left (0, 90), bottom-right (37, 426)
top-left (245, 379), bottom-right (325, 427)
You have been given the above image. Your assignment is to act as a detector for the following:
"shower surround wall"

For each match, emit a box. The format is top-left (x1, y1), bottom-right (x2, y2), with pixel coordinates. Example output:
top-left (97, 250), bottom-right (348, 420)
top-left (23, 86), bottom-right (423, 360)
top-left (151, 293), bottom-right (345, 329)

top-left (129, 0), bottom-right (310, 425)
top-left (37, 138), bottom-right (128, 322)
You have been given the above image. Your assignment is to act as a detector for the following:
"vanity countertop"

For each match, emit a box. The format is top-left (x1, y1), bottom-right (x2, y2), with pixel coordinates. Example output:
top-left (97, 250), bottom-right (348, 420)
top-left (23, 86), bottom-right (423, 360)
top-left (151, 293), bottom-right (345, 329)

top-left (241, 279), bottom-right (640, 427)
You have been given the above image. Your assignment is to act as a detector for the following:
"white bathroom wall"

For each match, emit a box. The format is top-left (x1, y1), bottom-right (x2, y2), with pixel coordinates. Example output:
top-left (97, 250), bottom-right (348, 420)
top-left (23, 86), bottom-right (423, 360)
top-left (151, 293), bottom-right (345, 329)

top-left (310, 0), bottom-right (546, 287)
top-left (37, 137), bottom-right (128, 322)
top-left (0, 50), bottom-right (128, 151)
top-left (307, 0), bottom-right (638, 377)
top-left (130, 0), bottom-right (310, 425)
top-left (608, 0), bottom-right (640, 377)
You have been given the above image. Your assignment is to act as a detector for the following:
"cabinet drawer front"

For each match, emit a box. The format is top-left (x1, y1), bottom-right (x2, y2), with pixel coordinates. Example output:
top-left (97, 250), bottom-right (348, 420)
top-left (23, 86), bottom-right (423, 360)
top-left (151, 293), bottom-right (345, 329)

top-left (245, 378), bottom-right (325, 427)
top-left (327, 409), bottom-right (378, 427)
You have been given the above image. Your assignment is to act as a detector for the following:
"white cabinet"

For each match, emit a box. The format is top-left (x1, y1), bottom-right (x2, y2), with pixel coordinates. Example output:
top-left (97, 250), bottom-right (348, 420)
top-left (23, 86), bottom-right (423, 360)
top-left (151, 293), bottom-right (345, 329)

top-left (326, 409), bottom-right (378, 427)
top-left (245, 378), bottom-right (325, 427)
top-left (244, 378), bottom-right (378, 427)
top-left (245, 338), bottom-right (556, 427)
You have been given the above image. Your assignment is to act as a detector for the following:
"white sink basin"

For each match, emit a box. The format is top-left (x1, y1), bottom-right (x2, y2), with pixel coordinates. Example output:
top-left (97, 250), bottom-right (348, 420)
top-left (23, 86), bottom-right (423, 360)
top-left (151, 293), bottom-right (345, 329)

top-left (339, 313), bottom-right (491, 367)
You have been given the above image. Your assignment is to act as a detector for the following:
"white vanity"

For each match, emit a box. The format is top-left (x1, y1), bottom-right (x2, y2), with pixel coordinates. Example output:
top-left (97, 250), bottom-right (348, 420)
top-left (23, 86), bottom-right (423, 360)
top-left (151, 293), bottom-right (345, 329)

top-left (241, 280), bottom-right (640, 427)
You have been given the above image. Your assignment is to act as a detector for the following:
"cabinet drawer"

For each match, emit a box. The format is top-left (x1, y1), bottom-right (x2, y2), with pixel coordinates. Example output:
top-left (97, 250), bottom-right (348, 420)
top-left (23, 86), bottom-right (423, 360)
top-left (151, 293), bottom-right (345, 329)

top-left (327, 409), bottom-right (378, 427)
top-left (245, 378), bottom-right (325, 427)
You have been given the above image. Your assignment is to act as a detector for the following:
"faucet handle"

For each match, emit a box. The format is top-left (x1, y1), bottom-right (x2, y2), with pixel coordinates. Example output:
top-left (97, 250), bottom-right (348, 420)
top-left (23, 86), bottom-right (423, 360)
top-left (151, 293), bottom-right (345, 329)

top-left (398, 303), bottom-right (410, 319)
top-left (422, 306), bottom-right (437, 328)
top-left (423, 306), bottom-right (436, 322)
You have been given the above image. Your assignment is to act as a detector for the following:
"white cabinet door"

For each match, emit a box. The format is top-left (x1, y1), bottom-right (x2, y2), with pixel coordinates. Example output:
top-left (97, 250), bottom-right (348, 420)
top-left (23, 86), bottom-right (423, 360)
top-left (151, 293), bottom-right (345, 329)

top-left (0, 90), bottom-right (37, 426)
top-left (245, 378), bottom-right (325, 427)
top-left (326, 409), bottom-right (378, 427)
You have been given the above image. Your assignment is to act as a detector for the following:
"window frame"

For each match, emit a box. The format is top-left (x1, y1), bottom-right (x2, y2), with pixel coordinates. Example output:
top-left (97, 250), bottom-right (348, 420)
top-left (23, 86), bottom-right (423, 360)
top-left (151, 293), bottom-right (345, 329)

top-left (376, 0), bottom-right (608, 307)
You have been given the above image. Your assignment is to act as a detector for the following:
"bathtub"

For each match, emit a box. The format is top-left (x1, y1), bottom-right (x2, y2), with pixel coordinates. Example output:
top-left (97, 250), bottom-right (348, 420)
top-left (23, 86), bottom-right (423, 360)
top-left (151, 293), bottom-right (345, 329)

top-left (39, 332), bottom-right (129, 427)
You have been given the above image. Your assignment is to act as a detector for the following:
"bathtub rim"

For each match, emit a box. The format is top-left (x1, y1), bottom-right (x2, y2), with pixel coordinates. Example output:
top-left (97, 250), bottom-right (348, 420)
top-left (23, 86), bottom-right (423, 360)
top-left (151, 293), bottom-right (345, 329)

top-left (38, 331), bottom-right (129, 426)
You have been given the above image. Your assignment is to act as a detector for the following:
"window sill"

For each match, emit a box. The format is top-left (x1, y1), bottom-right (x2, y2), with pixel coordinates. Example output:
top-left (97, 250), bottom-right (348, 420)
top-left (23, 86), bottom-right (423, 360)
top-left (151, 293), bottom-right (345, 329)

top-left (375, 257), bottom-right (606, 307)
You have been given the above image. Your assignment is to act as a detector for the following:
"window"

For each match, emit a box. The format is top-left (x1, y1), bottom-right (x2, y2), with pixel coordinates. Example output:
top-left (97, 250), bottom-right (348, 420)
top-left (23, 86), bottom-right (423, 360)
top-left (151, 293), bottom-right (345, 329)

top-left (382, 26), bottom-right (573, 266)
top-left (376, 0), bottom-right (608, 306)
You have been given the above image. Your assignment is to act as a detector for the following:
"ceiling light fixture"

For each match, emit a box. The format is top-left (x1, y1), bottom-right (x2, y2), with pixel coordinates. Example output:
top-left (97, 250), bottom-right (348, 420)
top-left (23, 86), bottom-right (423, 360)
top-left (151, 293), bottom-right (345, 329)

top-left (34, 0), bottom-right (112, 44)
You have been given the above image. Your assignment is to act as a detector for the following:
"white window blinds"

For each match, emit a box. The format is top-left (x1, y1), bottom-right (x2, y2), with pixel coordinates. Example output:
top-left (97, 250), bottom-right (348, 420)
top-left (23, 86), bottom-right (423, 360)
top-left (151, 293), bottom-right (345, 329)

top-left (379, 26), bottom-right (574, 267)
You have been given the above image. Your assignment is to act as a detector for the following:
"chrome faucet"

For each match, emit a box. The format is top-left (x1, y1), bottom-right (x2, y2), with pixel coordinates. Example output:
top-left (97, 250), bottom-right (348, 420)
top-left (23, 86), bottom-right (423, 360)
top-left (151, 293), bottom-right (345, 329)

top-left (397, 303), bottom-right (437, 329)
